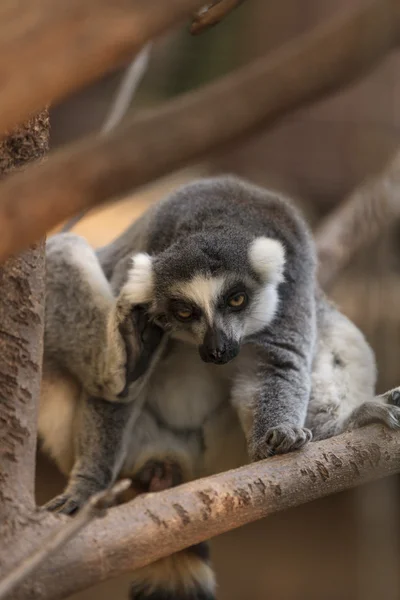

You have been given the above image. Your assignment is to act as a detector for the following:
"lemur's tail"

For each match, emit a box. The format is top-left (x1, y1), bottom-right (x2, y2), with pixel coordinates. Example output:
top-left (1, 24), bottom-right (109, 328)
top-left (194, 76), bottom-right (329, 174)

top-left (129, 542), bottom-right (216, 600)
top-left (123, 456), bottom-right (216, 600)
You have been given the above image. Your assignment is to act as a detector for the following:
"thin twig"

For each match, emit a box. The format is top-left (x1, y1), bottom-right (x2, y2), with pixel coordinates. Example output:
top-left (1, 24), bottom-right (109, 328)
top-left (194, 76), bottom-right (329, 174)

top-left (190, 0), bottom-right (245, 34)
top-left (0, 480), bottom-right (131, 600)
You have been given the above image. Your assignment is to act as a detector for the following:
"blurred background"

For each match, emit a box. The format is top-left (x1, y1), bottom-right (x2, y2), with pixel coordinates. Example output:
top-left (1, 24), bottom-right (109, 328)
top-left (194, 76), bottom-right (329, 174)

top-left (36, 0), bottom-right (400, 598)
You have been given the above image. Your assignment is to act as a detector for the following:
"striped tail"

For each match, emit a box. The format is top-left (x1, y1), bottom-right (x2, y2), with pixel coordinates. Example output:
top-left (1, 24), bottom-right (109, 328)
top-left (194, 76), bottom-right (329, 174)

top-left (129, 542), bottom-right (216, 600)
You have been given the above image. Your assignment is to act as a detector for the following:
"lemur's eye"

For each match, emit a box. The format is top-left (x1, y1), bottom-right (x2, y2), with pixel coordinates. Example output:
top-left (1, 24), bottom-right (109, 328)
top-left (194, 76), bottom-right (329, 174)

top-left (174, 308), bottom-right (194, 322)
top-left (227, 292), bottom-right (248, 310)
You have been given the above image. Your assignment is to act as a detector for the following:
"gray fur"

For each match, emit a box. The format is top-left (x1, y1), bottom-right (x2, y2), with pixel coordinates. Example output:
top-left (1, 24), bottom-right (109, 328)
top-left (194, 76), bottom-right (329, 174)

top-left (39, 176), bottom-right (400, 599)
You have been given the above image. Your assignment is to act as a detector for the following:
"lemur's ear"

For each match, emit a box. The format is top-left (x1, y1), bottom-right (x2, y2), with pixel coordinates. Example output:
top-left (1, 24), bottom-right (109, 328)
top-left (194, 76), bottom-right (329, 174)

top-left (123, 253), bottom-right (154, 304)
top-left (248, 237), bottom-right (285, 284)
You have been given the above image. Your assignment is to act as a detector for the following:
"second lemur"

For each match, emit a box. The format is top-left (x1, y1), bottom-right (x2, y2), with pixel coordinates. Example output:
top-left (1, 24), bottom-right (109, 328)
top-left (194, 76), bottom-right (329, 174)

top-left (40, 176), bottom-right (400, 600)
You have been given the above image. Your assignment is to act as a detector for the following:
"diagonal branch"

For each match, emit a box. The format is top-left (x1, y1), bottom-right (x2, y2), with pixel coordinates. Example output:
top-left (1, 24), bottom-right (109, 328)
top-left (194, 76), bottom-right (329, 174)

top-left (316, 147), bottom-right (400, 288)
top-left (0, 480), bottom-right (131, 600)
top-left (0, 0), bottom-right (399, 262)
top-left (10, 424), bottom-right (400, 600)
top-left (0, 0), bottom-right (206, 137)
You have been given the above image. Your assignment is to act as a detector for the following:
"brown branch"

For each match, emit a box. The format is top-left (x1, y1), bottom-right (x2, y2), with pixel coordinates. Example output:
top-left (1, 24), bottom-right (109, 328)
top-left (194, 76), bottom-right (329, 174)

top-left (0, 0), bottom-right (399, 262)
top-left (316, 148), bottom-right (400, 289)
top-left (190, 0), bottom-right (245, 34)
top-left (10, 424), bottom-right (400, 600)
top-left (0, 0), bottom-right (206, 137)
top-left (0, 480), bottom-right (131, 600)
top-left (0, 113), bottom-right (48, 519)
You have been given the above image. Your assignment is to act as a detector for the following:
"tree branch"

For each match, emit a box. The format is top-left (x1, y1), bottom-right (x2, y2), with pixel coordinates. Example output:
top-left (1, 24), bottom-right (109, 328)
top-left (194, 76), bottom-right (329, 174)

top-left (0, 113), bottom-right (48, 519)
top-left (0, 0), bottom-right (206, 137)
top-left (0, 480), bottom-right (131, 600)
top-left (10, 424), bottom-right (400, 600)
top-left (316, 147), bottom-right (400, 288)
top-left (0, 0), bottom-right (399, 262)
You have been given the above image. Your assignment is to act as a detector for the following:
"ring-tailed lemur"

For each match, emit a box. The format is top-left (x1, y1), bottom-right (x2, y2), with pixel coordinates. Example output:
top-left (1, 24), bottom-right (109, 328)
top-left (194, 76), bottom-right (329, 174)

top-left (39, 176), bottom-right (400, 600)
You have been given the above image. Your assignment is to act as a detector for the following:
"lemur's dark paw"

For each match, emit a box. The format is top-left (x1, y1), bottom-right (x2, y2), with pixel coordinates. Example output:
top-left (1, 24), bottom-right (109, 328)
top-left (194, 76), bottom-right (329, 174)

top-left (43, 492), bottom-right (89, 515)
top-left (132, 458), bottom-right (184, 493)
top-left (251, 425), bottom-right (312, 460)
top-left (117, 305), bottom-right (164, 397)
top-left (386, 387), bottom-right (400, 408)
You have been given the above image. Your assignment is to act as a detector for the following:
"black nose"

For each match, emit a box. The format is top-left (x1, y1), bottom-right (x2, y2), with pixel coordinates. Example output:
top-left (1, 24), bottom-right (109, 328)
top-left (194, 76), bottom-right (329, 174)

top-left (199, 328), bottom-right (239, 365)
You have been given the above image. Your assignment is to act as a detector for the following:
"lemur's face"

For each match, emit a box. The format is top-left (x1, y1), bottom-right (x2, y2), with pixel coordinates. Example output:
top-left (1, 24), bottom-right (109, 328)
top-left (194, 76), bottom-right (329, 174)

top-left (123, 236), bottom-right (285, 365)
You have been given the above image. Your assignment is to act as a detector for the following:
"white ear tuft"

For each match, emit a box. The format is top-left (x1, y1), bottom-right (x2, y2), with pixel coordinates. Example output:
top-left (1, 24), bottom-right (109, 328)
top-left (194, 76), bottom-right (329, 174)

top-left (122, 253), bottom-right (154, 304)
top-left (248, 237), bottom-right (285, 284)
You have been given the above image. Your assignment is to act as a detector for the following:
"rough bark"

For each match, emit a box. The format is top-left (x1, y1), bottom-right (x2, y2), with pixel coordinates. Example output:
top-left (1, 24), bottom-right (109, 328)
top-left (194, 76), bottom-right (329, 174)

top-left (0, 0), bottom-right (205, 137)
top-left (8, 424), bottom-right (400, 600)
top-left (0, 114), bottom-right (48, 524)
top-left (0, 0), bottom-right (398, 261)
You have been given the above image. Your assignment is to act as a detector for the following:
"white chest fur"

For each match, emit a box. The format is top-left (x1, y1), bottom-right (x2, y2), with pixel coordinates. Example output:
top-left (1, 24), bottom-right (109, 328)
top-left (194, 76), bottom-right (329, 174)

top-left (147, 341), bottom-right (231, 430)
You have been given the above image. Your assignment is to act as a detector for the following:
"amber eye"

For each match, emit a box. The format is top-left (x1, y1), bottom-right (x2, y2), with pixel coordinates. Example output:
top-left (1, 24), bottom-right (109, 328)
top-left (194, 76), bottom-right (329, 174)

top-left (174, 308), bottom-right (194, 322)
top-left (227, 292), bottom-right (247, 310)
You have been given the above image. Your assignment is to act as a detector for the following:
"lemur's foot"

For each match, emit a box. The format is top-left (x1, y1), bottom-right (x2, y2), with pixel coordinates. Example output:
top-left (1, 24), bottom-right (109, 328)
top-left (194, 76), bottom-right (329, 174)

top-left (43, 477), bottom-right (108, 515)
top-left (347, 401), bottom-right (400, 431)
top-left (251, 425), bottom-right (312, 461)
top-left (379, 386), bottom-right (400, 408)
top-left (44, 489), bottom-right (94, 515)
top-left (132, 458), bottom-right (184, 493)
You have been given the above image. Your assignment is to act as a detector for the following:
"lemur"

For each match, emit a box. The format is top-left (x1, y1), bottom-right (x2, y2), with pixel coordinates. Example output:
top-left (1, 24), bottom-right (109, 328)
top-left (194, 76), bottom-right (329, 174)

top-left (39, 176), bottom-right (400, 600)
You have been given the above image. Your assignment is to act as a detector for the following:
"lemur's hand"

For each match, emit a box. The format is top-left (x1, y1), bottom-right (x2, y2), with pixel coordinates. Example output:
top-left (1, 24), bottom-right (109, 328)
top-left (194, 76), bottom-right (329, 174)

top-left (95, 296), bottom-right (164, 403)
top-left (117, 304), bottom-right (164, 398)
top-left (250, 424), bottom-right (312, 461)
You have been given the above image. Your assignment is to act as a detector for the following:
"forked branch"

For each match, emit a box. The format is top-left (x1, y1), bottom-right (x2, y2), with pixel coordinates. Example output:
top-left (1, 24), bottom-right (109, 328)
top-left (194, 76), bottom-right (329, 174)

top-left (0, 0), bottom-right (399, 261)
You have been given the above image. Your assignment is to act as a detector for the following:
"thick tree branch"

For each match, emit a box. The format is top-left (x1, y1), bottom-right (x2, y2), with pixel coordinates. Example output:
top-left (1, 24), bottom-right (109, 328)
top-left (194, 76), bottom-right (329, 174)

top-left (9, 424), bottom-right (400, 600)
top-left (0, 0), bottom-right (206, 137)
top-left (0, 0), bottom-right (399, 262)
top-left (0, 113), bottom-right (48, 519)
top-left (316, 147), bottom-right (400, 288)
top-left (0, 480), bottom-right (131, 600)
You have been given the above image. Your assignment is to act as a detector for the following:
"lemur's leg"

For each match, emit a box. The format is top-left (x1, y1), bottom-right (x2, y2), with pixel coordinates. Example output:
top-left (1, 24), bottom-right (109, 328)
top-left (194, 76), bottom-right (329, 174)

top-left (45, 233), bottom-right (164, 402)
top-left (121, 426), bottom-right (216, 600)
top-left (44, 393), bottom-right (136, 514)
top-left (306, 308), bottom-right (400, 440)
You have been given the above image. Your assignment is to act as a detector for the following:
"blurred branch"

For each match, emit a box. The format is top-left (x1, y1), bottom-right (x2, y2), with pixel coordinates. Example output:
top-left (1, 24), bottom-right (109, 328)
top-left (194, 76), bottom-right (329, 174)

top-left (0, 480), bottom-right (131, 600)
top-left (0, 0), bottom-right (206, 137)
top-left (316, 148), bottom-right (400, 288)
top-left (0, 0), bottom-right (399, 261)
top-left (10, 424), bottom-right (400, 600)
top-left (190, 0), bottom-right (245, 34)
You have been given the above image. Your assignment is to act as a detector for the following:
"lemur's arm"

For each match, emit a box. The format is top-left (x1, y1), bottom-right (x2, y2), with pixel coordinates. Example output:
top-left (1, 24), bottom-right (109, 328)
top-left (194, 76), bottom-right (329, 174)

top-left (235, 280), bottom-right (316, 461)
top-left (45, 234), bottom-right (164, 402)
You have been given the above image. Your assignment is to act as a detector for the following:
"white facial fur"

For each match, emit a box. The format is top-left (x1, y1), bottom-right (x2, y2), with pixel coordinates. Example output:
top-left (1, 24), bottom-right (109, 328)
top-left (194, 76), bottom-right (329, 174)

top-left (122, 253), bottom-right (154, 304)
top-left (171, 275), bottom-right (225, 324)
top-left (243, 237), bottom-right (286, 336)
top-left (123, 237), bottom-right (285, 343)
top-left (248, 237), bottom-right (285, 284)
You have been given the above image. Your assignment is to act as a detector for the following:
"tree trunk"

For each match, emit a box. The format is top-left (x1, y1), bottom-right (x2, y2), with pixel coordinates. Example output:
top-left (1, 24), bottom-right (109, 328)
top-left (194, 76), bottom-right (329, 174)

top-left (0, 112), bottom-right (48, 528)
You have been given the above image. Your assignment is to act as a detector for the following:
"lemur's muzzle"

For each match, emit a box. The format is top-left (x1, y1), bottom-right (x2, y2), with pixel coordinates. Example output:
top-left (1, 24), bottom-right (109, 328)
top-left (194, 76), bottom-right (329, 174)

top-left (199, 327), bottom-right (239, 365)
